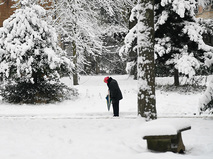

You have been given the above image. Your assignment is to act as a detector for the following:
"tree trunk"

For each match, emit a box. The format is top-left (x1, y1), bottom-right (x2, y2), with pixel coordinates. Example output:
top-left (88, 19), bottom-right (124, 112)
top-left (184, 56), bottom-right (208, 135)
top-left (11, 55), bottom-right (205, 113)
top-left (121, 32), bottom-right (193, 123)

top-left (72, 41), bottom-right (79, 85)
top-left (129, 18), bottom-right (137, 79)
top-left (133, 64), bottom-right (137, 80)
top-left (137, 0), bottom-right (157, 121)
top-left (95, 56), bottom-right (100, 74)
top-left (174, 68), bottom-right (179, 86)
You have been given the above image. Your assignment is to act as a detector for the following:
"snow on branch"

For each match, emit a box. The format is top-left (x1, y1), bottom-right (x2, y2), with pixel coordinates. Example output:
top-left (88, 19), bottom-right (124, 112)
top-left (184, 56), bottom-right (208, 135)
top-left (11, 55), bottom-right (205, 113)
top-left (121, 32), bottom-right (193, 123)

top-left (161, 0), bottom-right (196, 18)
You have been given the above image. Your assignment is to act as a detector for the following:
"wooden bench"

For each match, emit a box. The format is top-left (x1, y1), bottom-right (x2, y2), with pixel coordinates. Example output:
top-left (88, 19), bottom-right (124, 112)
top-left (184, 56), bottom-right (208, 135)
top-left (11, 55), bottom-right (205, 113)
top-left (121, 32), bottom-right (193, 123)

top-left (142, 119), bottom-right (191, 153)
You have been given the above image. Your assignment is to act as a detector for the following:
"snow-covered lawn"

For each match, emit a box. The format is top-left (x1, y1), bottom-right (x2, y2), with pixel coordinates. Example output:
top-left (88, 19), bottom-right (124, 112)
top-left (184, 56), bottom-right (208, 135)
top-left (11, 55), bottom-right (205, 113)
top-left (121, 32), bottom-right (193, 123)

top-left (0, 75), bottom-right (213, 159)
top-left (0, 117), bottom-right (212, 159)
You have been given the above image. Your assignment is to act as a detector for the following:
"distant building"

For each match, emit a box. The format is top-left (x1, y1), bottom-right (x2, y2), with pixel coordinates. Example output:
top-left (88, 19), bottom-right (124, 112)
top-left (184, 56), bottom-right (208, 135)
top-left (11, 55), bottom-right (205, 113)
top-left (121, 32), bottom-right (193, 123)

top-left (196, 1), bottom-right (213, 46)
top-left (196, 1), bottom-right (213, 19)
top-left (0, 0), bottom-right (17, 27)
top-left (0, 0), bottom-right (51, 27)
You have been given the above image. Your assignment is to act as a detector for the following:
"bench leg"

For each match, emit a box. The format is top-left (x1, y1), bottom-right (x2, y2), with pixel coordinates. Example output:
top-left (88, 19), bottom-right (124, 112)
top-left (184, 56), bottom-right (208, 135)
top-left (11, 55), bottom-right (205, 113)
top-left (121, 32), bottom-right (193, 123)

top-left (172, 132), bottom-right (185, 153)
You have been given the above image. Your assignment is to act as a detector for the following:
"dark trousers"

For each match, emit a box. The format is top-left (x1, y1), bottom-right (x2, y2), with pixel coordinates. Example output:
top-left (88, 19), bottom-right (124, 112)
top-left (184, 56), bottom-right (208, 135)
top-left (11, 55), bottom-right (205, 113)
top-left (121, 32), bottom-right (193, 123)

top-left (112, 100), bottom-right (119, 116)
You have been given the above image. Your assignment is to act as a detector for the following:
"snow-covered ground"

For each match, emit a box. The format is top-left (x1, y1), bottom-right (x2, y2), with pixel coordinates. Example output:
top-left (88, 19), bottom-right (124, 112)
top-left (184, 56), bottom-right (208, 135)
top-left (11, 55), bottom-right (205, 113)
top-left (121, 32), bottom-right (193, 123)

top-left (0, 75), bottom-right (213, 159)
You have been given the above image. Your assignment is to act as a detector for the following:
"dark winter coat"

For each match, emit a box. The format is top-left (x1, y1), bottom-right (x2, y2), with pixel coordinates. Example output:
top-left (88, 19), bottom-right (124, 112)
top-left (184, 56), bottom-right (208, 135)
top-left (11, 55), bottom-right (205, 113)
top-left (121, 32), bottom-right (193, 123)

top-left (107, 77), bottom-right (123, 103)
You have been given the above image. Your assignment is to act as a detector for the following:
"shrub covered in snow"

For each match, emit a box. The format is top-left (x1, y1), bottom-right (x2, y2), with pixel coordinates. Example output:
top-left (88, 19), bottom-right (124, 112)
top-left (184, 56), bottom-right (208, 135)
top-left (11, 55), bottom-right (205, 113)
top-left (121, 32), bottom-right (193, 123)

top-left (0, 4), bottom-right (75, 104)
top-left (199, 78), bottom-right (213, 114)
top-left (0, 82), bottom-right (78, 104)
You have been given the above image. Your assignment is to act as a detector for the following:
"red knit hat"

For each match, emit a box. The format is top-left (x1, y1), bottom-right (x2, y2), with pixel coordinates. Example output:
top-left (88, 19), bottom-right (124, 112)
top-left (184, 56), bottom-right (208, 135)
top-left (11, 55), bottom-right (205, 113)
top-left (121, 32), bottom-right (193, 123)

top-left (104, 76), bottom-right (109, 83)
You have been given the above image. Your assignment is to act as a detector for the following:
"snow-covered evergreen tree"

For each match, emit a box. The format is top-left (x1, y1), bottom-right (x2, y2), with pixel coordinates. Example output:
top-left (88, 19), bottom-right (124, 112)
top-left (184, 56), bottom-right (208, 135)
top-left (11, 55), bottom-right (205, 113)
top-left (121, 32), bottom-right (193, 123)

top-left (155, 0), bottom-right (198, 85)
top-left (155, 0), bottom-right (213, 114)
top-left (0, 3), bottom-right (72, 84)
top-left (155, 0), bottom-right (213, 85)
top-left (0, 2), bottom-right (75, 103)
top-left (124, 0), bottom-right (157, 120)
top-left (154, 0), bottom-right (213, 114)
top-left (199, 19), bottom-right (213, 114)
top-left (121, 0), bottom-right (213, 84)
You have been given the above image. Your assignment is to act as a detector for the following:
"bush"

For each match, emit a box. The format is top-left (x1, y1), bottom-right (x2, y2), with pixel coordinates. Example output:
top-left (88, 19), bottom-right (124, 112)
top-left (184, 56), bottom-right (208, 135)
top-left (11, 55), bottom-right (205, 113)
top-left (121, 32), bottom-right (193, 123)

top-left (0, 82), bottom-right (78, 104)
top-left (199, 78), bottom-right (213, 114)
top-left (199, 100), bottom-right (213, 114)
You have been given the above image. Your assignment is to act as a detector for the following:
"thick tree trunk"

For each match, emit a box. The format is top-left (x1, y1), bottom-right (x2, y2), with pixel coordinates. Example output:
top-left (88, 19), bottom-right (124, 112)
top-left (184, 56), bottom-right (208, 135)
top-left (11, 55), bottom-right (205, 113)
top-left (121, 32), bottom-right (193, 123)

top-left (137, 0), bottom-right (157, 121)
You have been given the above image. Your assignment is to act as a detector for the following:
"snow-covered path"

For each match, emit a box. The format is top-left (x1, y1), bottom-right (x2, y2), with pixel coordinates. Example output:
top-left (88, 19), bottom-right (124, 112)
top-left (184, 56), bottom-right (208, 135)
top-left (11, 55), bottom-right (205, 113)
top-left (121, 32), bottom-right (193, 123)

top-left (0, 75), bottom-right (207, 118)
